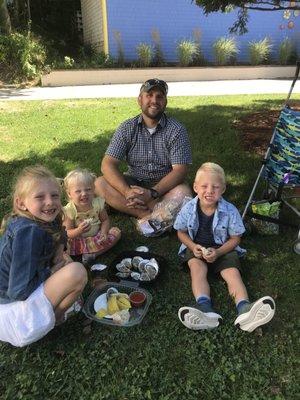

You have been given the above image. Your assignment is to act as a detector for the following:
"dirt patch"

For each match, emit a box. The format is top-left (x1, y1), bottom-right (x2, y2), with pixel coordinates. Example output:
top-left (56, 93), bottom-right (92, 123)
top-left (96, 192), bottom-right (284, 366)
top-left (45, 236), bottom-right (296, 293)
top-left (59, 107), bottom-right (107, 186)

top-left (234, 104), bottom-right (300, 156)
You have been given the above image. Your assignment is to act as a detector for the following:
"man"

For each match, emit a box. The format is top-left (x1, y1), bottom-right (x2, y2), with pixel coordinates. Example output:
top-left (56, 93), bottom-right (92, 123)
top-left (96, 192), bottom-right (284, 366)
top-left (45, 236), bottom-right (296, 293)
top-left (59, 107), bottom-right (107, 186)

top-left (95, 78), bottom-right (192, 218)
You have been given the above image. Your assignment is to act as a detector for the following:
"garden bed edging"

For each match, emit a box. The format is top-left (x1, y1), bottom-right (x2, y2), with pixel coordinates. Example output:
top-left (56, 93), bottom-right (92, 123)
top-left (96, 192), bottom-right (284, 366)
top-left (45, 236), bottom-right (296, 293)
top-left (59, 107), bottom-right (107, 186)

top-left (41, 65), bottom-right (296, 87)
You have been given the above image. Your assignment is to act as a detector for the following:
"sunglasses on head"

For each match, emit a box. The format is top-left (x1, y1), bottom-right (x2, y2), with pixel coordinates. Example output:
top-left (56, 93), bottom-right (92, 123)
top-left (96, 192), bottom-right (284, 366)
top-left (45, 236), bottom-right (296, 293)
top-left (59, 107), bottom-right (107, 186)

top-left (140, 79), bottom-right (168, 94)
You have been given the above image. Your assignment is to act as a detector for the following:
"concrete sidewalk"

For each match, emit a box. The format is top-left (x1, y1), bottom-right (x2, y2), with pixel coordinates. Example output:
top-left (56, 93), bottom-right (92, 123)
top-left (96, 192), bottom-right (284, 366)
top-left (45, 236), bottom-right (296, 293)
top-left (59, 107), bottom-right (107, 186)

top-left (1, 79), bottom-right (300, 101)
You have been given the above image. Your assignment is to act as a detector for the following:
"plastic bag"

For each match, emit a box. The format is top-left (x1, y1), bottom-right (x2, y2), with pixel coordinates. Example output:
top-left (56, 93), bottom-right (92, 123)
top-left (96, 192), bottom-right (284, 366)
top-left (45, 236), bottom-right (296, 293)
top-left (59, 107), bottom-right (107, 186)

top-left (251, 200), bottom-right (281, 235)
top-left (137, 195), bottom-right (192, 237)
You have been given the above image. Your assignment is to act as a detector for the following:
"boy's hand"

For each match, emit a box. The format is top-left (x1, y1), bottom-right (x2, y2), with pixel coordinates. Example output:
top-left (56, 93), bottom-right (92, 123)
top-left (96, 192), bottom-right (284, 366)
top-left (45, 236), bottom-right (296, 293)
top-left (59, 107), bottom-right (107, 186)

top-left (192, 244), bottom-right (203, 258)
top-left (203, 248), bottom-right (218, 263)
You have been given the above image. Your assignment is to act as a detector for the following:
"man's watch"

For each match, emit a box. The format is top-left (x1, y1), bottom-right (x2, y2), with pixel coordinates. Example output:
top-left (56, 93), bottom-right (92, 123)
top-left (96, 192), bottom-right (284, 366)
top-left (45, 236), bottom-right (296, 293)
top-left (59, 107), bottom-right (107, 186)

top-left (149, 188), bottom-right (160, 199)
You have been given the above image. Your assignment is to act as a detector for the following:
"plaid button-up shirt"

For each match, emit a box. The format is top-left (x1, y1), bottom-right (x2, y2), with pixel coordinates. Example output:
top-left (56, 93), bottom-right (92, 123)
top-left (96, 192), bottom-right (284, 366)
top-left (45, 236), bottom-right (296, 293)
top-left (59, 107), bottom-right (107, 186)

top-left (105, 113), bottom-right (192, 181)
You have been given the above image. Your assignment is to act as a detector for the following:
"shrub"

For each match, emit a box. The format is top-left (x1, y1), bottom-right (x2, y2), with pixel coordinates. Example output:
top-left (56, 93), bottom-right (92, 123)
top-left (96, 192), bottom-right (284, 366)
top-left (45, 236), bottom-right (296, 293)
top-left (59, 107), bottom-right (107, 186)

top-left (213, 37), bottom-right (238, 66)
top-left (248, 37), bottom-right (272, 65)
top-left (0, 32), bottom-right (46, 83)
top-left (136, 43), bottom-right (153, 67)
top-left (63, 56), bottom-right (75, 69)
top-left (278, 37), bottom-right (294, 65)
top-left (176, 39), bottom-right (199, 67)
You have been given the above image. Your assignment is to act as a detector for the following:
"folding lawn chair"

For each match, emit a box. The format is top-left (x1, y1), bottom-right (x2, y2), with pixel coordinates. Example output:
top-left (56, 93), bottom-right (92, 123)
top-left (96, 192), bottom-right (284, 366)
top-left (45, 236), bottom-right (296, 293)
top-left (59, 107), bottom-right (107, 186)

top-left (242, 61), bottom-right (300, 254)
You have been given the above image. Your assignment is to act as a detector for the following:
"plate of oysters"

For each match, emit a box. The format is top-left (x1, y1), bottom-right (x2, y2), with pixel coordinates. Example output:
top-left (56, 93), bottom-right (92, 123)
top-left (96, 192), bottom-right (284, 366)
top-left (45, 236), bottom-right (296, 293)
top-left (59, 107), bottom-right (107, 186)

top-left (110, 250), bottom-right (165, 284)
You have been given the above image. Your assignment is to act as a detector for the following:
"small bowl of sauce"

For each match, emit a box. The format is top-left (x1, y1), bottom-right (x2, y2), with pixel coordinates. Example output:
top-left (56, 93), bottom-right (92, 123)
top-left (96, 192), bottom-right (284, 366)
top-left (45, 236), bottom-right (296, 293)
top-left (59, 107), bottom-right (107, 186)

top-left (129, 291), bottom-right (146, 307)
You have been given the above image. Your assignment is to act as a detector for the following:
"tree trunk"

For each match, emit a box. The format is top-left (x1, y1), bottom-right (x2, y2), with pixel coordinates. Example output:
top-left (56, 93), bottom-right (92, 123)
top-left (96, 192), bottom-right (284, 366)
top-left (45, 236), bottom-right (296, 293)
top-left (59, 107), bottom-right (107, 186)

top-left (0, 0), bottom-right (12, 34)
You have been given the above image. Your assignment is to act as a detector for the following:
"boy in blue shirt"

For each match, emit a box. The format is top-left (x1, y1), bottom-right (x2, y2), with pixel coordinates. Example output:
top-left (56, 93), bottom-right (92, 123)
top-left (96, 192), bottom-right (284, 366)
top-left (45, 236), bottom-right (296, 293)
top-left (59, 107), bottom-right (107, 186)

top-left (174, 162), bottom-right (275, 332)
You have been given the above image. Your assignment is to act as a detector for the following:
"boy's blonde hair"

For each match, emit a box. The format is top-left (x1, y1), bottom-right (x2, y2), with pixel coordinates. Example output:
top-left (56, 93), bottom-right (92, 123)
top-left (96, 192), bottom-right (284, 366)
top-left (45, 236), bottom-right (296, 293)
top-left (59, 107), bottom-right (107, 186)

top-left (195, 162), bottom-right (226, 187)
top-left (1, 165), bottom-right (61, 233)
top-left (64, 168), bottom-right (96, 196)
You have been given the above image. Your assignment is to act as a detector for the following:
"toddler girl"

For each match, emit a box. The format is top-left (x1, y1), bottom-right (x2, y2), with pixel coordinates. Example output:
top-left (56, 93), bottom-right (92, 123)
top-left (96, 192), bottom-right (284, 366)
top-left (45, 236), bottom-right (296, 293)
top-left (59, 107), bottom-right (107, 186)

top-left (63, 168), bottom-right (121, 265)
top-left (0, 165), bottom-right (87, 347)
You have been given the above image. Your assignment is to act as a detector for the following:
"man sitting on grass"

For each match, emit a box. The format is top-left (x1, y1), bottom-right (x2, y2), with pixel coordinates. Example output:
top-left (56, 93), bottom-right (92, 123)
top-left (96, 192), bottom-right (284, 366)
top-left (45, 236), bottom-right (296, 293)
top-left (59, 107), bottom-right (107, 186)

top-left (95, 78), bottom-right (192, 219)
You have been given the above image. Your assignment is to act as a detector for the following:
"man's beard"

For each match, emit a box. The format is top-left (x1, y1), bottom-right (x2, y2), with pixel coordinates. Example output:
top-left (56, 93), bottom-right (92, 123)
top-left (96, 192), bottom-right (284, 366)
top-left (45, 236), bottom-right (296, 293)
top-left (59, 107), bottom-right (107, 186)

top-left (142, 108), bottom-right (163, 121)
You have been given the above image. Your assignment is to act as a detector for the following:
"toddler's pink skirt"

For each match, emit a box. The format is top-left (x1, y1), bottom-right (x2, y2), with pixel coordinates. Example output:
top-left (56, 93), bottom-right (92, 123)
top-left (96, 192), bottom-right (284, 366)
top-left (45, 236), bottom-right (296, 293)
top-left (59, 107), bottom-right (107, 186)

top-left (68, 227), bottom-right (121, 255)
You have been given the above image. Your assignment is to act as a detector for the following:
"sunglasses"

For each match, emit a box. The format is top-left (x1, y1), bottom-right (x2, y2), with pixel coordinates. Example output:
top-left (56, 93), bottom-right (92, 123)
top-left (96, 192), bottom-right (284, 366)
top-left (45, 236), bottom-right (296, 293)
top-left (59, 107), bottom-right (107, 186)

top-left (140, 79), bottom-right (168, 94)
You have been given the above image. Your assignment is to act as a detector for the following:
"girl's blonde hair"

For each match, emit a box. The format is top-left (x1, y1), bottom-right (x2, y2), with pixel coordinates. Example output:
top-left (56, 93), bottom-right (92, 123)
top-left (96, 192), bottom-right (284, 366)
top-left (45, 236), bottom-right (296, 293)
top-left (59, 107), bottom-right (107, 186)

top-left (63, 168), bottom-right (96, 197)
top-left (1, 165), bottom-right (61, 233)
top-left (195, 162), bottom-right (226, 187)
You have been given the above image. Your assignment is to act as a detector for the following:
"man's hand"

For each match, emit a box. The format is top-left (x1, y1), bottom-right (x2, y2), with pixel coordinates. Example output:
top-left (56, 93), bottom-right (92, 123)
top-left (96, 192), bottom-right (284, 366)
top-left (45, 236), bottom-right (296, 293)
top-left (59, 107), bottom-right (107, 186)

top-left (125, 185), bottom-right (149, 209)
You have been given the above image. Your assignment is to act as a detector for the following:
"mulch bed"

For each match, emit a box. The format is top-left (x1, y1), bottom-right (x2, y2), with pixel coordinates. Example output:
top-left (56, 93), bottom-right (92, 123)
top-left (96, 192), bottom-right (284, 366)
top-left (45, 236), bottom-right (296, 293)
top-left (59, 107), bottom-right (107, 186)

top-left (234, 103), bottom-right (300, 156)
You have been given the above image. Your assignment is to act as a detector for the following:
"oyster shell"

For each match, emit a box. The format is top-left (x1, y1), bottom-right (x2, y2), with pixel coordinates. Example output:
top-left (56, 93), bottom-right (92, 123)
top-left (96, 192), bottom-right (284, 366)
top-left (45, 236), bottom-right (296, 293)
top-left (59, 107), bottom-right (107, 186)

top-left (148, 258), bottom-right (159, 271)
top-left (140, 272), bottom-right (151, 281)
top-left (106, 287), bottom-right (119, 299)
top-left (130, 271), bottom-right (141, 280)
top-left (137, 259), bottom-right (150, 272)
top-left (116, 271), bottom-right (131, 278)
top-left (121, 258), bottom-right (132, 268)
top-left (145, 263), bottom-right (158, 280)
top-left (135, 246), bottom-right (149, 252)
top-left (132, 256), bottom-right (143, 269)
top-left (201, 246), bottom-right (213, 257)
top-left (115, 263), bottom-right (131, 273)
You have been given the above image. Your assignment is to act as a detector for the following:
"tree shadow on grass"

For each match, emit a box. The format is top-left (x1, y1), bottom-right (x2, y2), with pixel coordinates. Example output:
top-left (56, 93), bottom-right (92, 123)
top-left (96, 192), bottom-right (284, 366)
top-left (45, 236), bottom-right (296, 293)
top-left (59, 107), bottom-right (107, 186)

top-left (0, 97), bottom-right (286, 219)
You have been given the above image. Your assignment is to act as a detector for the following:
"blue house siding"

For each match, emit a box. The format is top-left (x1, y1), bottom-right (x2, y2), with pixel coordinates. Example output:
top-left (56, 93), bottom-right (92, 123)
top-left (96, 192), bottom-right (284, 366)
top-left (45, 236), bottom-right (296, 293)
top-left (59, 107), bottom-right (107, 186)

top-left (106, 0), bottom-right (300, 63)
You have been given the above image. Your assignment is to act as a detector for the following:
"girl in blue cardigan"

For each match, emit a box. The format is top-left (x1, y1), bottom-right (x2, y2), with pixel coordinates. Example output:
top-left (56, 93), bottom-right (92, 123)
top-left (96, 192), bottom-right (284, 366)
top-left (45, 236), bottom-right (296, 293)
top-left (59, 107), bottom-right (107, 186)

top-left (0, 165), bottom-right (87, 347)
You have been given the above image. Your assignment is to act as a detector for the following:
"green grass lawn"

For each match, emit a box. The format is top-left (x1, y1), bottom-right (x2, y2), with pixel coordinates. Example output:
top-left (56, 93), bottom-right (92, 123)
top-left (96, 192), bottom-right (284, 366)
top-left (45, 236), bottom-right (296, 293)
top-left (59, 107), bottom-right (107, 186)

top-left (0, 95), bottom-right (299, 400)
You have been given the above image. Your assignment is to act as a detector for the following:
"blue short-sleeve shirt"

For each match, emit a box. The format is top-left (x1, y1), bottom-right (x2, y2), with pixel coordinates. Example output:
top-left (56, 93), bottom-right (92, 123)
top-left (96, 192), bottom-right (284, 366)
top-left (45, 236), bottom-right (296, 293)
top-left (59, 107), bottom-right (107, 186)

top-left (174, 196), bottom-right (246, 257)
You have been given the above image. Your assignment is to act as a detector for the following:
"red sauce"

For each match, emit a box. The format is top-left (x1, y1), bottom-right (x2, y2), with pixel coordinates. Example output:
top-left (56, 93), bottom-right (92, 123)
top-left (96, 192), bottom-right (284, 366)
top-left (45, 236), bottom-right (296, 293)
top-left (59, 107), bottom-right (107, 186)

top-left (129, 291), bottom-right (146, 306)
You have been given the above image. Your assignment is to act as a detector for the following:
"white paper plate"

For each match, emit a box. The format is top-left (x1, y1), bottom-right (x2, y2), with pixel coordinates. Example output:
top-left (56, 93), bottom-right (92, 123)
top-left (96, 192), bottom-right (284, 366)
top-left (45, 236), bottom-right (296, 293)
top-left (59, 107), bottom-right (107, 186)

top-left (94, 293), bottom-right (107, 312)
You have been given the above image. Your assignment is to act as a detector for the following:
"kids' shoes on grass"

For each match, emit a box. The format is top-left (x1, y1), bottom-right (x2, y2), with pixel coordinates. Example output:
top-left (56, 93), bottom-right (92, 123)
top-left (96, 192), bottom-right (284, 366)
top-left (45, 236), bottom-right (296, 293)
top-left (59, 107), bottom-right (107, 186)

top-left (178, 303), bottom-right (222, 330)
top-left (56, 295), bottom-right (84, 325)
top-left (234, 296), bottom-right (275, 333)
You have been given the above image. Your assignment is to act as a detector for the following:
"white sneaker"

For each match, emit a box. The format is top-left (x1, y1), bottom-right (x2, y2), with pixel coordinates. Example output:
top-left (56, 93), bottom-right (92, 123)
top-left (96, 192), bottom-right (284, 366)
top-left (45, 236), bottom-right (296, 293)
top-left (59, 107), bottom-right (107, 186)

top-left (178, 304), bottom-right (222, 330)
top-left (64, 295), bottom-right (84, 319)
top-left (234, 296), bottom-right (275, 332)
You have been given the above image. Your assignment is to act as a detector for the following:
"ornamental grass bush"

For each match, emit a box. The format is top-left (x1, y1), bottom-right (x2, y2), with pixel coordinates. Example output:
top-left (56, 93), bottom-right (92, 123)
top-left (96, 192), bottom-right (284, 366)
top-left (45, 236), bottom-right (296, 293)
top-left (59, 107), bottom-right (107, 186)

top-left (278, 37), bottom-right (295, 65)
top-left (136, 43), bottom-right (153, 67)
top-left (213, 37), bottom-right (238, 66)
top-left (248, 37), bottom-right (272, 65)
top-left (176, 39), bottom-right (199, 67)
